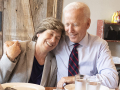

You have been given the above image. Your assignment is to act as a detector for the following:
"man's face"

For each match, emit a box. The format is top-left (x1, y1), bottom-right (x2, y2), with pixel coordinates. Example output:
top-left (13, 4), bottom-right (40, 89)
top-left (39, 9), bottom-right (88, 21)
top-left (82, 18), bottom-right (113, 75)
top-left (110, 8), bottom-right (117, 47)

top-left (64, 9), bottom-right (91, 43)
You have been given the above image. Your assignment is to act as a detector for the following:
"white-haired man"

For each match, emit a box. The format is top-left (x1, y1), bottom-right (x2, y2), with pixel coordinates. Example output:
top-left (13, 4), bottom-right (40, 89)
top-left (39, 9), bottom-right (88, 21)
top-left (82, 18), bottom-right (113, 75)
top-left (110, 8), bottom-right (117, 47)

top-left (54, 2), bottom-right (118, 89)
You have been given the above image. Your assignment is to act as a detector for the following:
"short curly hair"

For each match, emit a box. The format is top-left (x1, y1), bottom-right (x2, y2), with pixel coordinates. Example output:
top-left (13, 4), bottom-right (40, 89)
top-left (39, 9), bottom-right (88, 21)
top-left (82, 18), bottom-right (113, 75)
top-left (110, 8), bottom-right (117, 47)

top-left (32, 17), bottom-right (65, 41)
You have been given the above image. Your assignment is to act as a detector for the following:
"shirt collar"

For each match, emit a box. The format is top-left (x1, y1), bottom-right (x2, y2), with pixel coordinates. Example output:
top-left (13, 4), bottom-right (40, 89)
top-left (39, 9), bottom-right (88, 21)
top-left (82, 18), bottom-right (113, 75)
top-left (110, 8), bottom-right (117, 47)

top-left (66, 32), bottom-right (89, 47)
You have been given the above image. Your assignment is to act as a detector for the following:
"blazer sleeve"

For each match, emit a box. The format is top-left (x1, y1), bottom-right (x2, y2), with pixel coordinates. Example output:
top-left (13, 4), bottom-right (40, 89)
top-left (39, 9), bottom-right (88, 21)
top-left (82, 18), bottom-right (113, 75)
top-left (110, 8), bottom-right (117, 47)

top-left (0, 54), bottom-right (17, 83)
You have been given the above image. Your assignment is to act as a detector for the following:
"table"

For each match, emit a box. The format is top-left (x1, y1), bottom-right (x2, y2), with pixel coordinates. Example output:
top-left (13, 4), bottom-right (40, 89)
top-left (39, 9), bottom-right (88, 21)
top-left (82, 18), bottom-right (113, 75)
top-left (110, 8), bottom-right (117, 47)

top-left (45, 87), bottom-right (119, 90)
top-left (45, 87), bottom-right (56, 90)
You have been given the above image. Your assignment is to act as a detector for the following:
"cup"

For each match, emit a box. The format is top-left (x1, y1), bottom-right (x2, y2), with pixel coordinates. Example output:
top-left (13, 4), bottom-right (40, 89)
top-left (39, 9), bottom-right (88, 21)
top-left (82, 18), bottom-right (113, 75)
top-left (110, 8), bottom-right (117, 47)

top-left (86, 76), bottom-right (101, 90)
top-left (75, 74), bottom-right (86, 90)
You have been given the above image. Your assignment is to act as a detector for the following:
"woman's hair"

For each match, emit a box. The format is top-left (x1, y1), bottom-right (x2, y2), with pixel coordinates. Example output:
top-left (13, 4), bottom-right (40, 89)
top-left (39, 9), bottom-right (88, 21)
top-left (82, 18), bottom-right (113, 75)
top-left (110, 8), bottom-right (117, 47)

top-left (32, 17), bottom-right (65, 41)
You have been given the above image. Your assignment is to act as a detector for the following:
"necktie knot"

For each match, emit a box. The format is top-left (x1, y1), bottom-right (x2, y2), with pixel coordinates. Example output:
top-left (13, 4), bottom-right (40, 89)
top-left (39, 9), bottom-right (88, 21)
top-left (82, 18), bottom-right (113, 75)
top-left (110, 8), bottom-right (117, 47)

top-left (73, 43), bottom-right (79, 48)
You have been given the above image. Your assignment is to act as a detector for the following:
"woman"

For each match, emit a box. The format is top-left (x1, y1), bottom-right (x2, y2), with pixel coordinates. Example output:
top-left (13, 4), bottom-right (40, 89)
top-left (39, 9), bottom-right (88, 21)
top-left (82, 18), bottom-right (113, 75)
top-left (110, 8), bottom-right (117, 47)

top-left (0, 17), bottom-right (65, 87)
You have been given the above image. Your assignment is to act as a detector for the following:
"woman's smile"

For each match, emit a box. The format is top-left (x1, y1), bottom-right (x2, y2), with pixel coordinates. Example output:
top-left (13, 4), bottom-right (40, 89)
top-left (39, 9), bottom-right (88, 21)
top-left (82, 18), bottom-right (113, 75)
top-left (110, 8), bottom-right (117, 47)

top-left (46, 41), bottom-right (53, 47)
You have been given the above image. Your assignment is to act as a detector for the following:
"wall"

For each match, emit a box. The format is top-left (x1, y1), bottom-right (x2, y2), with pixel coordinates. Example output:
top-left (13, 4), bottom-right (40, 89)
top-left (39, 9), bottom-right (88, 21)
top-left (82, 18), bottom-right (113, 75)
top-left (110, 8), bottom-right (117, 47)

top-left (62, 0), bottom-right (120, 57)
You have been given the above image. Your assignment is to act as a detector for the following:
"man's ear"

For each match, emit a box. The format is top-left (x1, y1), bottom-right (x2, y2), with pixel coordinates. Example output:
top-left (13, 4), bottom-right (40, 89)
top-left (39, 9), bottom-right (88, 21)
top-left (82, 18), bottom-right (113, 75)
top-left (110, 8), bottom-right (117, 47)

top-left (86, 18), bottom-right (91, 29)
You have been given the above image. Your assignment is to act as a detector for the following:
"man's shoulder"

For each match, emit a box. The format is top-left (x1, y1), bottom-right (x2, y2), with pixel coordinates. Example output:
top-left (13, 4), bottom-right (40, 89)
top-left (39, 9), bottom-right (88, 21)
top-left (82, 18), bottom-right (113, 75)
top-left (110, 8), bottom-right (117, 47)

top-left (88, 33), bottom-right (107, 45)
top-left (53, 36), bottom-right (68, 54)
top-left (57, 36), bottom-right (68, 47)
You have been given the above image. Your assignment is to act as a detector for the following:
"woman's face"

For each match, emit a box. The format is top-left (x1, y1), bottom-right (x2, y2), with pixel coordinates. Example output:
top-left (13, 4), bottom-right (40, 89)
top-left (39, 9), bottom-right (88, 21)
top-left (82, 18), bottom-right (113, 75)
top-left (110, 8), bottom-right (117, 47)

top-left (36, 29), bottom-right (62, 53)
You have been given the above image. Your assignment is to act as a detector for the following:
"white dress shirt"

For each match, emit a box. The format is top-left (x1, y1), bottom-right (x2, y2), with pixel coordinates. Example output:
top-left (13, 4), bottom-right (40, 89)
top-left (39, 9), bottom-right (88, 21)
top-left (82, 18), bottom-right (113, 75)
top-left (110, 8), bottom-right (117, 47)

top-left (54, 33), bottom-right (118, 89)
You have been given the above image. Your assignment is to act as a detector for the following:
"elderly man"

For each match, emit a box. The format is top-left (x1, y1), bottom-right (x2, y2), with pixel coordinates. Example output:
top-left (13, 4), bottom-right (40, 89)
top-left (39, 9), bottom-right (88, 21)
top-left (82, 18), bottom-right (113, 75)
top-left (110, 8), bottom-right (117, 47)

top-left (54, 2), bottom-right (118, 89)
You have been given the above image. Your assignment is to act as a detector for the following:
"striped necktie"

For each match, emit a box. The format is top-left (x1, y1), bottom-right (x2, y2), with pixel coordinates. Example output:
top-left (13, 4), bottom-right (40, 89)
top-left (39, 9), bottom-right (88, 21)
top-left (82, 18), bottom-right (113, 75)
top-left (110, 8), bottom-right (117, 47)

top-left (68, 43), bottom-right (79, 76)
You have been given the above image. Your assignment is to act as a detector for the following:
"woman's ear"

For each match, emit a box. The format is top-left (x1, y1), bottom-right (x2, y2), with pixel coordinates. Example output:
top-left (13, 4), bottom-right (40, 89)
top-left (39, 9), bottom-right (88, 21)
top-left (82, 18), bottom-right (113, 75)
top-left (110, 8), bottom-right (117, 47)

top-left (37, 34), bottom-right (40, 37)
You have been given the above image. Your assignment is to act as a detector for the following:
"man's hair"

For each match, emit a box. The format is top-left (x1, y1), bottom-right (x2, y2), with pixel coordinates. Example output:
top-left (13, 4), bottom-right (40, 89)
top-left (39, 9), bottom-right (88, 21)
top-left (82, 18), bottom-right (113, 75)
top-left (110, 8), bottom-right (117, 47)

top-left (63, 2), bottom-right (90, 22)
top-left (32, 17), bottom-right (65, 41)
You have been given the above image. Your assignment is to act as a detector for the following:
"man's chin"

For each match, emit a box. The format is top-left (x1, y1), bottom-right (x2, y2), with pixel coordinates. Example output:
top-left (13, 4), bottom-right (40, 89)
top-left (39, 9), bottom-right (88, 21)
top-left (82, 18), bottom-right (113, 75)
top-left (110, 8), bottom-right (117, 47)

top-left (69, 38), bottom-right (78, 43)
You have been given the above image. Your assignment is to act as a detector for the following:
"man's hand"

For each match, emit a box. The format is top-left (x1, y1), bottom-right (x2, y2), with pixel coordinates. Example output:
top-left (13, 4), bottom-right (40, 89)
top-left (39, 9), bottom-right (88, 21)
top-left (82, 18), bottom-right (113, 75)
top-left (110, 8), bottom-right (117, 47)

top-left (4, 41), bottom-right (15, 54)
top-left (4, 41), bottom-right (21, 61)
top-left (57, 76), bottom-right (75, 88)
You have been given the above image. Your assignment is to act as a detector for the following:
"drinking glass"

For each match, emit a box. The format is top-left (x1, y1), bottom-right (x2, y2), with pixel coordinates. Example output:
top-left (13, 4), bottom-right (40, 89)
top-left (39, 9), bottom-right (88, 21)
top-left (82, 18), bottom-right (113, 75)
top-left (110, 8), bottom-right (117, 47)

top-left (75, 74), bottom-right (86, 90)
top-left (86, 76), bottom-right (101, 90)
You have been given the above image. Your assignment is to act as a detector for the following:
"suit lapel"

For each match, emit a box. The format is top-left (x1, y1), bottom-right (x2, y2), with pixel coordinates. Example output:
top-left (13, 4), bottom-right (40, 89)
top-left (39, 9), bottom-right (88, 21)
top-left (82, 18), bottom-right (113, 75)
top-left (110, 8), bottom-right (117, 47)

top-left (40, 52), bottom-right (53, 86)
top-left (48, 56), bottom-right (57, 83)
top-left (26, 41), bottom-right (36, 82)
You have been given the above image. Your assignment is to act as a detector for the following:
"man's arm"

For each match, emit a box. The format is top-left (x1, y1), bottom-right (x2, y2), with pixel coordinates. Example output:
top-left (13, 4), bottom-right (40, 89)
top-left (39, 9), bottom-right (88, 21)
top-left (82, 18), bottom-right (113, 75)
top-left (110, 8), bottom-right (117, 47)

top-left (95, 41), bottom-right (118, 89)
top-left (4, 41), bottom-right (21, 62)
top-left (57, 76), bottom-right (75, 88)
top-left (0, 54), bottom-right (17, 83)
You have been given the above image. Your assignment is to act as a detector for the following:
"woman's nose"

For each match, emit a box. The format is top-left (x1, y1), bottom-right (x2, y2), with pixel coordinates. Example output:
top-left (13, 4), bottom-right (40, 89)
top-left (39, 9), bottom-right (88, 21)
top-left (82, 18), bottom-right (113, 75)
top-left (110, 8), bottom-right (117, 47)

top-left (51, 36), bottom-right (56, 42)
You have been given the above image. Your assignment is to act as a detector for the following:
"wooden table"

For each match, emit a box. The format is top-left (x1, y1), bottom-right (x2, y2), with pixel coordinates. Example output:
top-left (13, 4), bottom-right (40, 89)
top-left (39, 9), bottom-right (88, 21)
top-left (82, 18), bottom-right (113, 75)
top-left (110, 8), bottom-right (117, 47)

top-left (45, 87), bottom-right (119, 90)
top-left (45, 87), bottom-right (56, 90)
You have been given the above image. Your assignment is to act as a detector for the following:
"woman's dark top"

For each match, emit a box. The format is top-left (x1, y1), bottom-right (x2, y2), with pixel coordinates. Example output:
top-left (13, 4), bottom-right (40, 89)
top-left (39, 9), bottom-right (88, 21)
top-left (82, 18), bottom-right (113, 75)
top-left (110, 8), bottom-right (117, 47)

top-left (29, 56), bottom-right (44, 85)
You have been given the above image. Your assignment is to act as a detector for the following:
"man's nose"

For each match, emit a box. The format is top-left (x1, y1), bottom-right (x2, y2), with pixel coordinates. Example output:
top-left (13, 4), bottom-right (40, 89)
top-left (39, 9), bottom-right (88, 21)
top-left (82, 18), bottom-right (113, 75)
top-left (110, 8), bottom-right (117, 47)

top-left (68, 25), bottom-right (74, 33)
